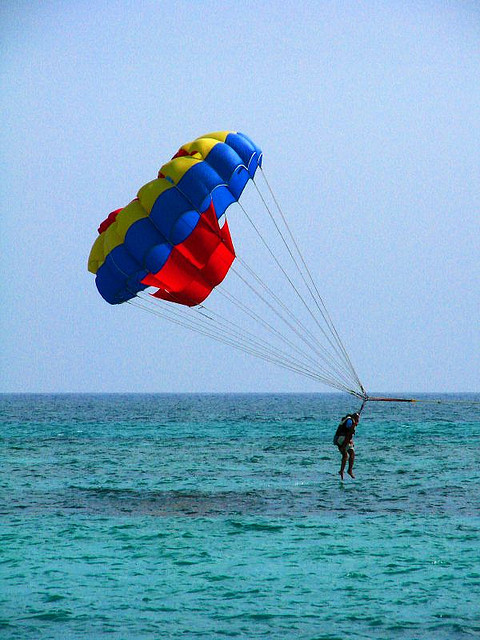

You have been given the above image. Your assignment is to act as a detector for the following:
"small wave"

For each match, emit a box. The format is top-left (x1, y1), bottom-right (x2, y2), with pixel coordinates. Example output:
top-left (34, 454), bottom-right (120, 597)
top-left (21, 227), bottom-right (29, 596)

top-left (227, 520), bottom-right (285, 533)
top-left (24, 609), bottom-right (72, 621)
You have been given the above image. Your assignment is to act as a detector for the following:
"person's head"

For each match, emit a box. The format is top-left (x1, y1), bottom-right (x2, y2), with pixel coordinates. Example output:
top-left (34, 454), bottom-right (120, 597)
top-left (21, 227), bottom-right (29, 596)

top-left (352, 412), bottom-right (360, 424)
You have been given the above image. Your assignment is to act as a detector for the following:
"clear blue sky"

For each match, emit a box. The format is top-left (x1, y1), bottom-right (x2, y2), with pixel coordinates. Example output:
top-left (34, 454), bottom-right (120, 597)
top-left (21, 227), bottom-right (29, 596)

top-left (1, 1), bottom-right (479, 393)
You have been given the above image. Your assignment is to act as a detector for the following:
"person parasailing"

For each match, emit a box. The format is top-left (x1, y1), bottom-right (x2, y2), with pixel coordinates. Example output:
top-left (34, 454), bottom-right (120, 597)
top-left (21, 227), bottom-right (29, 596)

top-left (333, 411), bottom-right (360, 480)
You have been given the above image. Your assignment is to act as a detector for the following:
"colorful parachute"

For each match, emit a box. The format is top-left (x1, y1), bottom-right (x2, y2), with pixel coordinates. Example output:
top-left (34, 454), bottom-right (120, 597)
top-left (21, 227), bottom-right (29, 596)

top-left (88, 131), bottom-right (262, 306)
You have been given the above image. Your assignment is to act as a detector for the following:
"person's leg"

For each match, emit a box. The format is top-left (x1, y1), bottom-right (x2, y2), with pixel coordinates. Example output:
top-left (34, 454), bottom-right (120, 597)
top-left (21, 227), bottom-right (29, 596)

top-left (339, 449), bottom-right (348, 479)
top-left (347, 449), bottom-right (355, 478)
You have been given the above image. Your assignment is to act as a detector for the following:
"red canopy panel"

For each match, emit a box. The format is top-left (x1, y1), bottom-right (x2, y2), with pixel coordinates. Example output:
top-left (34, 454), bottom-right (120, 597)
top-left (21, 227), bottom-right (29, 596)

top-left (141, 202), bottom-right (235, 307)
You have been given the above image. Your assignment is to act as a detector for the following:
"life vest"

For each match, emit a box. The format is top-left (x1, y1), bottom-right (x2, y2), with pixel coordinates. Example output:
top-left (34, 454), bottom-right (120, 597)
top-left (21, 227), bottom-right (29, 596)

top-left (333, 415), bottom-right (355, 446)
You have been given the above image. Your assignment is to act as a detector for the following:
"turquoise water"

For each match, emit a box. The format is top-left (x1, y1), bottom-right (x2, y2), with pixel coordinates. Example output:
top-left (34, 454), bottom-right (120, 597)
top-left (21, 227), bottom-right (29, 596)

top-left (1, 393), bottom-right (479, 639)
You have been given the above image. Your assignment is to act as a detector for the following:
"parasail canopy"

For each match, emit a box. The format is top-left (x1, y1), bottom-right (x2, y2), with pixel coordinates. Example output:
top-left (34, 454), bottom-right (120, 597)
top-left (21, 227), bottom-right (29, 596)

top-left (88, 131), bottom-right (262, 307)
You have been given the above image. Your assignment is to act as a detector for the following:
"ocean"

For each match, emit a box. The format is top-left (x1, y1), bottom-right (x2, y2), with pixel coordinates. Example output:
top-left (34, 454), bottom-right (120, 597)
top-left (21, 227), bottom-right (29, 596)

top-left (1, 393), bottom-right (479, 639)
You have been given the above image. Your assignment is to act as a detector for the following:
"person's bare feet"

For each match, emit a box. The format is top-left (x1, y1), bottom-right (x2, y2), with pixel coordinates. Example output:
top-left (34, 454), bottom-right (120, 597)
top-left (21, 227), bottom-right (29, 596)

top-left (339, 470), bottom-right (344, 480)
top-left (347, 470), bottom-right (355, 478)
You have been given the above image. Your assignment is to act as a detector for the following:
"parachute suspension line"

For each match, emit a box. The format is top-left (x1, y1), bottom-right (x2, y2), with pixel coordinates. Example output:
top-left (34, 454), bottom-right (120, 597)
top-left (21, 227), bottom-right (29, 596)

top-left (131, 298), bottom-right (315, 381)
top-left (224, 263), bottom-right (360, 394)
top-left (137, 291), bottom-right (359, 395)
top-left (192, 298), bottom-right (344, 386)
top-left (129, 297), bottom-right (356, 391)
top-left (135, 292), bottom-right (337, 387)
top-left (194, 300), bottom-right (357, 393)
top-left (234, 200), bottom-right (363, 395)
top-left (257, 167), bottom-right (365, 394)
top-left (197, 290), bottom-right (328, 378)
top-left (213, 284), bottom-right (357, 395)
top-left (233, 256), bottom-right (358, 391)
top-left (256, 168), bottom-right (350, 355)
top-left (235, 201), bottom-right (352, 375)
top-left (253, 170), bottom-right (359, 381)
top-left (248, 180), bottom-right (349, 367)
top-left (255, 167), bottom-right (365, 396)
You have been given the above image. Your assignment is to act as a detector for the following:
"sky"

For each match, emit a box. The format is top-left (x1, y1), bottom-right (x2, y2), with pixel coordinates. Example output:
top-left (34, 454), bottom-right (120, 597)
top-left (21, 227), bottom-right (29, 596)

top-left (1, 0), bottom-right (479, 394)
